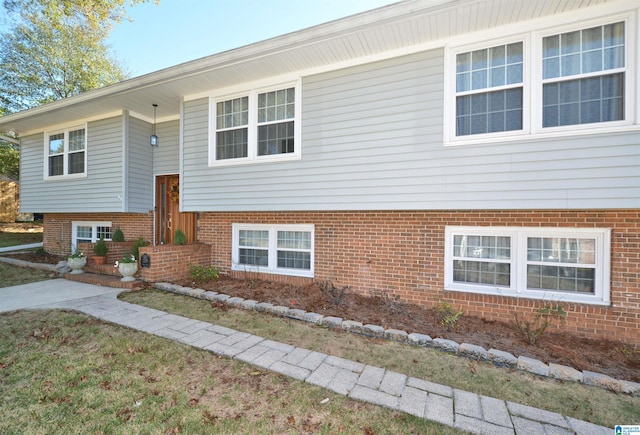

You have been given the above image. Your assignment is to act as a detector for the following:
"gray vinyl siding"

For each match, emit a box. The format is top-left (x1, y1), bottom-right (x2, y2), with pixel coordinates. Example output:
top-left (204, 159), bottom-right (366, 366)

top-left (126, 115), bottom-right (153, 212)
top-left (20, 116), bottom-right (125, 213)
top-left (153, 119), bottom-right (180, 175)
top-left (181, 48), bottom-right (640, 211)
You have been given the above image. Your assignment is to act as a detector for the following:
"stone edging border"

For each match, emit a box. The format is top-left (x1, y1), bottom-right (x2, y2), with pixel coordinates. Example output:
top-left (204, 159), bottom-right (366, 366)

top-left (154, 282), bottom-right (640, 397)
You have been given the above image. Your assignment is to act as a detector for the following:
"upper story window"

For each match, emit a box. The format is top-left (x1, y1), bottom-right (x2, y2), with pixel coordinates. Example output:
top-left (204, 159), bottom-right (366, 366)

top-left (542, 22), bottom-right (625, 127)
top-left (45, 126), bottom-right (87, 178)
top-left (456, 42), bottom-right (524, 136)
top-left (446, 15), bottom-right (634, 145)
top-left (210, 80), bottom-right (301, 166)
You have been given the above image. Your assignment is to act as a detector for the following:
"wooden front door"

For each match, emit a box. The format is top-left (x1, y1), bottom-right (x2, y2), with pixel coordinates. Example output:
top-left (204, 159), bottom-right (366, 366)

top-left (155, 175), bottom-right (196, 245)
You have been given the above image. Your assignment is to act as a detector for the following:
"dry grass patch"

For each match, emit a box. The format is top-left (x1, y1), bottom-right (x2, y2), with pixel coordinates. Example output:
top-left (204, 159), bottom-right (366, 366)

top-left (0, 263), bottom-right (57, 287)
top-left (0, 309), bottom-right (454, 434)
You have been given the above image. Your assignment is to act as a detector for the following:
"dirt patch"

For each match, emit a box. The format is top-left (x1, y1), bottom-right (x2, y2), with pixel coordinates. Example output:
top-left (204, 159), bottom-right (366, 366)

top-left (3, 251), bottom-right (65, 265)
top-left (177, 276), bottom-right (640, 383)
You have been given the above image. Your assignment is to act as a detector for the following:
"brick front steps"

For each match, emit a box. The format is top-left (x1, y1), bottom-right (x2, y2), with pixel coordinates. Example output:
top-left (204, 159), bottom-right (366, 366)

top-left (64, 271), bottom-right (144, 290)
top-left (64, 262), bottom-right (144, 290)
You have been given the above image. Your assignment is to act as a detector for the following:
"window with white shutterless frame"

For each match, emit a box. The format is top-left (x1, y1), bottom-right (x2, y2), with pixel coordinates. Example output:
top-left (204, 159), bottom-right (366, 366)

top-left (444, 226), bottom-right (611, 305)
top-left (44, 125), bottom-right (87, 179)
top-left (209, 79), bottom-right (301, 166)
top-left (231, 224), bottom-right (314, 278)
top-left (445, 11), bottom-right (636, 146)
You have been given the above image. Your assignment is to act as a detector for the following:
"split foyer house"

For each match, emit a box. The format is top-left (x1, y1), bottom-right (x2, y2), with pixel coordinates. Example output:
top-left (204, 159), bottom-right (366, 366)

top-left (0, 0), bottom-right (638, 344)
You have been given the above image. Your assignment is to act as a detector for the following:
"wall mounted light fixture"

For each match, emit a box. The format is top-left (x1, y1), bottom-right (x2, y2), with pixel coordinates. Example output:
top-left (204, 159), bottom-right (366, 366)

top-left (150, 104), bottom-right (159, 146)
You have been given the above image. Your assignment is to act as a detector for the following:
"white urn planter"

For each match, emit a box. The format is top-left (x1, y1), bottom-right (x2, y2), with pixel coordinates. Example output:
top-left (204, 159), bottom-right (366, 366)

top-left (118, 262), bottom-right (138, 282)
top-left (67, 257), bottom-right (86, 274)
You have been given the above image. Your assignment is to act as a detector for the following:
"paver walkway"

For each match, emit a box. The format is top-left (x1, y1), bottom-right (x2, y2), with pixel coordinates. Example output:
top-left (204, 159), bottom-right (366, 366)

top-left (38, 290), bottom-right (610, 435)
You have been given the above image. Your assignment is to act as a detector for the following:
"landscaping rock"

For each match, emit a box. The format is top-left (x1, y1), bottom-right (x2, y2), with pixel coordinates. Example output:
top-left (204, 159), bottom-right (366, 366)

top-left (269, 305), bottom-right (290, 316)
top-left (254, 302), bottom-right (274, 312)
top-left (583, 371), bottom-right (621, 392)
top-left (487, 349), bottom-right (517, 366)
top-left (459, 343), bottom-right (488, 360)
top-left (549, 363), bottom-right (583, 382)
top-left (303, 312), bottom-right (324, 325)
top-left (517, 356), bottom-right (549, 377)
top-left (201, 291), bottom-right (218, 301)
top-left (322, 316), bottom-right (343, 329)
top-left (363, 324), bottom-right (385, 337)
top-left (287, 309), bottom-right (307, 321)
top-left (433, 338), bottom-right (459, 353)
top-left (384, 329), bottom-right (408, 342)
top-left (408, 333), bottom-right (432, 346)
top-left (341, 320), bottom-right (364, 334)
top-left (240, 299), bottom-right (258, 310)
top-left (226, 296), bottom-right (244, 307)
top-left (620, 380), bottom-right (640, 396)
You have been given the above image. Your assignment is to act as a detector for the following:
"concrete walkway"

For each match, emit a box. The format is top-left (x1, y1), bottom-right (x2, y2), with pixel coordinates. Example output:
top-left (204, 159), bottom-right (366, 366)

top-left (0, 279), bottom-right (611, 434)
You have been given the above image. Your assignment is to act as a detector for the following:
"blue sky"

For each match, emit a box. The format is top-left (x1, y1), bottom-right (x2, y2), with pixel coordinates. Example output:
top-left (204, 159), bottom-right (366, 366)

top-left (109, 0), bottom-right (399, 77)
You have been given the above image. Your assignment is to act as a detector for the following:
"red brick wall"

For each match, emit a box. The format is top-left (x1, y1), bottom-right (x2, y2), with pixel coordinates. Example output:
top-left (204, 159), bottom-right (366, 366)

top-left (43, 212), bottom-right (153, 256)
top-left (77, 241), bottom-right (135, 265)
top-left (44, 210), bottom-right (640, 344)
top-left (199, 210), bottom-right (640, 344)
top-left (138, 243), bottom-right (212, 282)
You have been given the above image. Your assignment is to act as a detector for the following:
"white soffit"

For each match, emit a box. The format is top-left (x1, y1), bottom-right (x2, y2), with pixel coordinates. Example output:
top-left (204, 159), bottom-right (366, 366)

top-left (0, 0), bottom-right (625, 135)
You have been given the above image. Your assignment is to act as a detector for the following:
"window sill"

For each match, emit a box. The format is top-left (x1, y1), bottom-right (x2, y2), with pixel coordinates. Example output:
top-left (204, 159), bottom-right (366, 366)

top-left (44, 173), bottom-right (87, 181)
top-left (444, 122), bottom-right (638, 148)
top-left (208, 153), bottom-right (300, 168)
top-left (444, 285), bottom-right (610, 306)
top-left (231, 264), bottom-right (313, 279)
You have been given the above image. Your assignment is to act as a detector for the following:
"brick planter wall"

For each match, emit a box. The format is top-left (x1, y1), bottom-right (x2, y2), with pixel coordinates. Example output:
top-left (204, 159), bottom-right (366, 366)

top-left (199, 210), bottom-right (640, 344)
top-left (78, 241), bottom-right (135, 266)
top-left (138, 243), bottom-right (212, 282)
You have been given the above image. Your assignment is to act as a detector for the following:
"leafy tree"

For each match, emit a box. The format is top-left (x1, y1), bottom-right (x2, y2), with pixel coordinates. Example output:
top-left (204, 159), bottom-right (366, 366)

top-left (0, 141), bottom-right (19, 180)
top-left (0, 0), bottom-right (155, 112)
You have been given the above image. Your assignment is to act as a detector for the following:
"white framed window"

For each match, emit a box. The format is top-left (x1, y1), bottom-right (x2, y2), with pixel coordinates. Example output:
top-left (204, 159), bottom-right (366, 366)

top-left (209, 80), bottom-right (301, 166)
top-left (71, 221), bottom-right (112, 252)
top-left (455, 41), bottom-right (525, 136)
top-left (444, 226), bottom-right (611, 305)
top-left (44, 125), bottom-right (87, 178)
top-left (232, 223), bottom-right (314, 278)
top-left (445, 13), bottom-right (635, 145)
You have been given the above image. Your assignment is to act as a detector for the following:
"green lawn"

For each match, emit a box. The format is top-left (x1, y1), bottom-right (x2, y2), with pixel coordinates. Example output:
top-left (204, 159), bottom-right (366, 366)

top-left (0, 223), bottom-right (43, 248)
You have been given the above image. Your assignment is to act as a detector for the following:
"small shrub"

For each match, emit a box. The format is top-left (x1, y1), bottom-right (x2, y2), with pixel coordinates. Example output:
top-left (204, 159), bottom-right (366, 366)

top-left (174, 229), bottom-right (187, 245)
top-left (93, 237), bottom-right (109, 256)
top-left (513, 304), bottom-right (566, 346)
top-left (317, 279), bottom-right (349, 306)
top-left (370, 288), bottom-right (401, 312)
top-left (434, 300), bottom-right (463, 331)
top-left (188, 264), bottom-right (220, 284)
top-left (35, 247), bottom-right (47, 256)
top-left (131, 237), bottom-right (149, 260)
top-left (112, 228), bottom-right (125, 242)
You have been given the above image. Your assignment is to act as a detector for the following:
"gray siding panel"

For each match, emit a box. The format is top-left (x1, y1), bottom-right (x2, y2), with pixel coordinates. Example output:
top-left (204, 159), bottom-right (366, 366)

top-left (153, 120), bottom-right (180, 175)
top-left (181, 48), bottom-right (639, 211)
top-left (126, 116), bottom-right (153, 213)
top-left (20, 117), bottom-right (125, 213)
